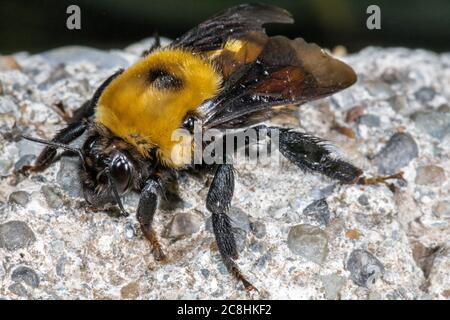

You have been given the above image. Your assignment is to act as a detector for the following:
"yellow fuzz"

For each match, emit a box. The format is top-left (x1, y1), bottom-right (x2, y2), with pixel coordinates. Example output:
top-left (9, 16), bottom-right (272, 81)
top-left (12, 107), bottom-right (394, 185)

top-left (95, 48), bottom-right (222, 168)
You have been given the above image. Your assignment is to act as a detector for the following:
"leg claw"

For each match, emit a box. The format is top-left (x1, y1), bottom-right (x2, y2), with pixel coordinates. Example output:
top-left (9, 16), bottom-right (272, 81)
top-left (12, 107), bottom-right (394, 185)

top-left (357, 171), bottom-right (405, 186)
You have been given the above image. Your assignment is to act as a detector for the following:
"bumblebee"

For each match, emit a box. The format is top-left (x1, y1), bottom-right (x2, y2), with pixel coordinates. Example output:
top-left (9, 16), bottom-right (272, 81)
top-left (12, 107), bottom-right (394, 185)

top-left (22, 4), bottom-right (402, 291)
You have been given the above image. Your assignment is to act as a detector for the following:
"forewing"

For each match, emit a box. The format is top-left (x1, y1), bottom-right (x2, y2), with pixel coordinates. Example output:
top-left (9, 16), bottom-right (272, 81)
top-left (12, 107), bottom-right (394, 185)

top-left (172, 4), bottom-right (293, 52)
top-left (200, 36), bottom-right (358, 128)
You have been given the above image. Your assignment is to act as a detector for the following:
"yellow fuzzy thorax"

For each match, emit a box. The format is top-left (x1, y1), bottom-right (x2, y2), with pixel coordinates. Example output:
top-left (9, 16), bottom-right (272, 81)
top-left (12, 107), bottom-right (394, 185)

top-left (95, 48), bottom-right (222, 168)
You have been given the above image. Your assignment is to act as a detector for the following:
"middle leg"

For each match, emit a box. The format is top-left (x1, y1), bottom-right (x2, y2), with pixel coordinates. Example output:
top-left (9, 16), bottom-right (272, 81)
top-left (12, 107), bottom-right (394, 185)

top-left (206, 163), bottom-right (256, 291)
top-left (137, 178), bottom-right (166, 261)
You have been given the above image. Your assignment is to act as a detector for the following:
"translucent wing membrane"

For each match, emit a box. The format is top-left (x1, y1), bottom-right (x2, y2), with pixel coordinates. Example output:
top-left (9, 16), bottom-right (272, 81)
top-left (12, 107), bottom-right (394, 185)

top-left (200, 36), bottom-right (357, 128)
top-left (172, 3), bottom-right (293, 51)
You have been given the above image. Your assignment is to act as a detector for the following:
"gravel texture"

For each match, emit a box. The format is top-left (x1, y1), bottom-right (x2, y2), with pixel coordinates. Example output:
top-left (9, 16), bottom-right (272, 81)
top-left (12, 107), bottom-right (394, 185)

top-left (0, 38), bottom-right (449, 299)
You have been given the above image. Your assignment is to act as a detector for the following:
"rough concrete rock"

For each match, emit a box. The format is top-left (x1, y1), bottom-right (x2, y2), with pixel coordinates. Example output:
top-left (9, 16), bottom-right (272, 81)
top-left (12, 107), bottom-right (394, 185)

top-left (0, 43), bottom-right (449, 299)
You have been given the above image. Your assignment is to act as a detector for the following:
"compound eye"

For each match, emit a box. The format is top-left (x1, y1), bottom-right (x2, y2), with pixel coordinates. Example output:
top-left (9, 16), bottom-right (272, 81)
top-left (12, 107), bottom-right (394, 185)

top-left (110, 153), bottom-right (132, 194)
top-left (182, 115), bottom-right (196, 133)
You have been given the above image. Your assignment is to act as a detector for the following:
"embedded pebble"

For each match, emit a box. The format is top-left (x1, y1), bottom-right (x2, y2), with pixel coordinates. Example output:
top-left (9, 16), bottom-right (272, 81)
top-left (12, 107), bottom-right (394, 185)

top-left (41, 185), bottom-right (64, 209)
top-left (432, 201), bottom-right (450, 219)
top-left (365, 80), bottom-right (394, 99)
top-left (164, 211), bottom-right (203, 239)
top-left (373, 132), bottom-right (419, 174)
top-left (415, 165), bottom-right (445, 185)
top-left (11, 266), bottom-right (40, 288)
top-left (287, 224), bottom-right (329, 264)
top-left (321, 273), bottom-right (346, 300)
top-left (249, 218), bottom-right (267, 239)
top-left (8, 191), bottom-right (30, 206)
top-left (357, 194), bottom-right (370, 206)
top-left (124, 223), bottom-right (137, 239)
top-left (8, 283), bottom-right (28, 297)
top-left (14, 154), bottom-right (36, 172)
top-left (302, 199), bottom-right (330, 226)
top-left (357, 114), bottom-right (380, 127)
top-left (56, 156), bottom-right (83, 198)
top-left (346, 249), bottom-right (385, 288)
top-left (0, 221), bottom-right (36, 251)
top-left (411, 111), bottom-right (450, 139)
top-left (205, 207), bottom-right (250, 233)
top-left (120, 281), bottom-right (140, 299)
top-left (0, 96), bottom-right (17, 114)
top-left (414, 87), bottom-right (436, 103)
top-left (0, 159), bottom-right (13, 176)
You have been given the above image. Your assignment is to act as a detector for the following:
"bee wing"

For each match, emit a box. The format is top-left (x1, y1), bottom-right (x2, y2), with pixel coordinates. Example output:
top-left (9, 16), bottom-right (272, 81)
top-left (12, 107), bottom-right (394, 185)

top-left (200, 36), bottom-right (357, 128)
top-left (172, 4), bottom-right (293, 51)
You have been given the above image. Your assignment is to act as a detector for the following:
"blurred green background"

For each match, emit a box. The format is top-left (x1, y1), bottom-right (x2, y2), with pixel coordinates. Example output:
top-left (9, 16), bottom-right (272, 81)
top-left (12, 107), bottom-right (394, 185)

top-left (1, 0), bottom-right (449, 54)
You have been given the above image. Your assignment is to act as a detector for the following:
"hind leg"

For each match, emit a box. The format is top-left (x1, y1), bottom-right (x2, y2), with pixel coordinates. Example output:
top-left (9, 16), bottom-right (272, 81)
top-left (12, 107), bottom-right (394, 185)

top-left (264, 126), bottom-right (403, 186)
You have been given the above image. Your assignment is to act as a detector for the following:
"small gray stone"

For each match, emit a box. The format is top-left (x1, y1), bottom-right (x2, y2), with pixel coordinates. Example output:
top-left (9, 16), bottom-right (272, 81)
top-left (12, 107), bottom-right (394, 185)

top-left (0, 159), bottom-right (13, 176)
top-left (164, 211), bottom-right (203, 239)
top-left (321, 274), bottom-right (346, 300)
top-left (365, 80), bottom-right (394, 99)
top-left (432, 201), bottom-right (450, 219)
top-left (56, 256), bottom-right (67, 277)
top-left (414, 87), bottom-right (436, 103)
top-left (287, 224), bottom-right (329, 264)
top-left (415, 165), bottom-right (445, 185)
top-left (357, 195), bottom-right (369, 206)
top-left (8, 191), bottom-right (30, 206)
top-left (438, 104), bottom-right (450, 113)
top-left (373, 132), bottom-right (419, 174)
top-left (205, 207), bottom-right (250, 233)
top-left (41, 185), bottom-right (64, 209)
top-left (200, 268), bottom-right (210, 279)
top-left (346, 249), bottom-right (384, 288)
top-left (14, 154), bottom-right (36, 171)
top-left (357, 114), bottom-right (380, 127)
top-left (303, 199), bottom-right (330, 226)
top-left (249, 219), bottom-right (266, 239)
top-left (256, 253), bottom-right (271, 270)
top-left (124, 223), bottom-right (137, 239)
top-left (368, 291), bottom-right (382, 300)
top-left (233, 228), bottom-right (247, 252)
top-left (0, 96), bottom-right (17, 114)
top-left (17, 139), bottom-right (43, 158)
top-left (11, 266), bottom-right (40, 288)
top-left (0, 221), bottom-right (36, 251)
top-left (228, 207), bottom-right (250, 232)
top-left (8, 283), bottom-right (28, 297)
top-left (56, 156), bottom-right (83, 198)
top-left (411, 111), bottom-right (450, 139)
top-left (311, 184), bottom-right (337, 200)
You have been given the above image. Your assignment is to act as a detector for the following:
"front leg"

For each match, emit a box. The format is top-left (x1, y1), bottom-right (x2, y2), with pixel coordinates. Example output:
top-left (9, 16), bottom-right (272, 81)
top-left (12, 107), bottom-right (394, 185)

top-left (137, 179), bottom-right (166, 261)
top-left (206, 164), bottom-right (256, 291)
top-left (21, 121), bottom-right (87, 173)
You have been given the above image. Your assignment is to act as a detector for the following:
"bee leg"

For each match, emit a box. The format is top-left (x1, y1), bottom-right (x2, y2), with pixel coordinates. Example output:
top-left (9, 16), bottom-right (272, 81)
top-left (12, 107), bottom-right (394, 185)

top-left (206, 164), bottom-right (257, 291)
top-left (20, 69), bottom-right (125, 175)
top-left (20, 121), bottom-right (87, 174)
top-left (355, 172), bottom-right (405, 192)
top-left (137, 179), bottom-right (166, 262)
top-left (274, 128), bottom-right (363, 184)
